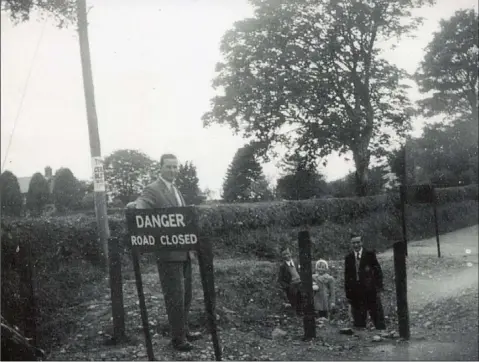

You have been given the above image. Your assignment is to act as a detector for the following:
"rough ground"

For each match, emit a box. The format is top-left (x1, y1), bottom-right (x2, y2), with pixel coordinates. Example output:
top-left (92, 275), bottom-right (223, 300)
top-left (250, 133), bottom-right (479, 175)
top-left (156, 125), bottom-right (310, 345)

top-left (47, 226), bottom-right (478, 361)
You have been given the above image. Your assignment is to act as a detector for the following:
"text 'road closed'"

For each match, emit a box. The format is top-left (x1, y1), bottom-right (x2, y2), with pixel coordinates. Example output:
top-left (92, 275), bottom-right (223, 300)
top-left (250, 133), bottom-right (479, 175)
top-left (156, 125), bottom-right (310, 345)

top-left (131, 234), bottom-right (198, 246)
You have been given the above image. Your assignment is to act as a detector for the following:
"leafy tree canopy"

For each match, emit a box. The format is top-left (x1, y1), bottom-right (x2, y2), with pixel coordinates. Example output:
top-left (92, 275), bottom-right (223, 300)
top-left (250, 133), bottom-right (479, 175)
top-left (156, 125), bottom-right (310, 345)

top-left (52, 167), bottom-right (81, 211)
top-left (276, 152), bottom-right (327, 200)
top-left (1, 0), bottom-right (76, 27)
top-left (0, 170), bottom-right (23, 216)
top-left (222, 143), bottom-right (272, 202)
top-left (104, 149), bottom-right (157, 205)
top-left (415, 9), bottom-right (478, 122)
top-left (176, 161), bottom-right (204, 205)
top-left (389, 118), bottom-right (478, 186)
top-left (203, 0), bottom-right (433, 196)
top-left (26, 172), bottom-right (50, 215)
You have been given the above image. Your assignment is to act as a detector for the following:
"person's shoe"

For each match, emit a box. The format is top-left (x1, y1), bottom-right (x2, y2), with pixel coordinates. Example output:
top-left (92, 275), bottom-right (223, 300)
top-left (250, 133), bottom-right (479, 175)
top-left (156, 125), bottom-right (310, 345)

top-left (186, 331), bottom-right (202, 341)
top-left (172, 340), bottom-right (194, 352)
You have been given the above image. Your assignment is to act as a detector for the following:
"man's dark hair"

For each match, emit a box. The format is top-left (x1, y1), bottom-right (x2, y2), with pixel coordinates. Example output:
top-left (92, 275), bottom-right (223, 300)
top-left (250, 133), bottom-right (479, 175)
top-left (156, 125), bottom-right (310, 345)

top-left (160, 154), bottom-right (177, 167)
top-left (350, 233), bottom-right (362, 239)
top-left (280, 246), bottom-right (290, 253)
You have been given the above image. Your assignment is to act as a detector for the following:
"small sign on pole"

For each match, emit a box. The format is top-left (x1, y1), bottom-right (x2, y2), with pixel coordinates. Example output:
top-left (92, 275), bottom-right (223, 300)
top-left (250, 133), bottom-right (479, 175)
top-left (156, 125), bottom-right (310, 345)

top-left (91, 156), bottom-right (106, 192)
top-left (125, 207), bottom-right (221, 361)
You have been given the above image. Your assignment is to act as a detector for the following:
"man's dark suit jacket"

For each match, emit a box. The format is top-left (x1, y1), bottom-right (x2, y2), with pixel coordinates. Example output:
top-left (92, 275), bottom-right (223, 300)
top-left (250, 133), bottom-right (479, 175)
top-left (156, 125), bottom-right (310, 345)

top-left (278, 260), bottom-right (301, 290)
top-left (344, 249), bottom-right (383, 302)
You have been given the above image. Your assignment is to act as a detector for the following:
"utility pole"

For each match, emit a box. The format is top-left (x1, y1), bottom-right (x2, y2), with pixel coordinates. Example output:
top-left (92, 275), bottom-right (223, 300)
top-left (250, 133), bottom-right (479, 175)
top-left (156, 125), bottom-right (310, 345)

top-left (76, 0), bottom-right (110, 263)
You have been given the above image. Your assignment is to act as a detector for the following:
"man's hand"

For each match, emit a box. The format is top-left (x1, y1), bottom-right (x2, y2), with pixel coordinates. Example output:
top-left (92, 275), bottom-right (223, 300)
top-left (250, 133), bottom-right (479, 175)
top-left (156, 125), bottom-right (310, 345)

top-left (125, 201), bottom-right (137, 209)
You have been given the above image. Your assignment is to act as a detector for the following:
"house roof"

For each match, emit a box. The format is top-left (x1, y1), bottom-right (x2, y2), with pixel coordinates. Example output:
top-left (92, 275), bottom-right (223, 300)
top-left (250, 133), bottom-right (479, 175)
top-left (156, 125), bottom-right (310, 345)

top-left (17, 177), bottom-right (31, 194)
top-left (17, 176), bottom-right (54, 194)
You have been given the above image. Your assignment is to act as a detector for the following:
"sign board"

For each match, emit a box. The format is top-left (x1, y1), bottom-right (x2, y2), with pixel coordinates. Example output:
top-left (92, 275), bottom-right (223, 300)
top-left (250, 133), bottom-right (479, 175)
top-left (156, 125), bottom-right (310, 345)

top-left (124, 207), bottom-right (221, 361)
top-left (91, 157), bottom-right (106, 192)
top-left (125, 207), bottom-right (198, 252)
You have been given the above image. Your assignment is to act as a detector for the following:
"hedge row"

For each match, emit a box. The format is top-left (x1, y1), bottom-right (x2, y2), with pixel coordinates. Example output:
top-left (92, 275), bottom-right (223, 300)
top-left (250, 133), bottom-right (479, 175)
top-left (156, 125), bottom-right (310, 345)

top-left (193, 184), bottom-right (478, 234)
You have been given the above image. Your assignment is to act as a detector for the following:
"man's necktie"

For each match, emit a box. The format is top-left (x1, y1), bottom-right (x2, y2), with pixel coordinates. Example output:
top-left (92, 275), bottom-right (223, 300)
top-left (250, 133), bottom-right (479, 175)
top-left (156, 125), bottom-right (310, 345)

top-left (169, 184), bottom-right (182, 206)
top-left (356, 252), bottom-right (360, 281)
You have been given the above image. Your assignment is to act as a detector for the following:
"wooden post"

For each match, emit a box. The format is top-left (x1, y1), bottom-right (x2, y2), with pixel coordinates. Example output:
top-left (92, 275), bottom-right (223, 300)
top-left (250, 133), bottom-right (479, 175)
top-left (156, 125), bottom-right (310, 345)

top-left (19, 239), bottom-right (37, 345)
top-left (196, 236), bottom-right (222, 361)
top-left (432, 188), bottom-right (441, 258)
top-left (76, 0), bottom-right (110, 263)
top-left (131, 250), bottom-right (155, 361)
top-left (393, 241), bottom-right (410, 340)
top-left (399, 186), bottom-right (408, 257)
top-left (298, 230), bottom-right (316, 341)
top-left (108, 236), bottom-right (126, 342)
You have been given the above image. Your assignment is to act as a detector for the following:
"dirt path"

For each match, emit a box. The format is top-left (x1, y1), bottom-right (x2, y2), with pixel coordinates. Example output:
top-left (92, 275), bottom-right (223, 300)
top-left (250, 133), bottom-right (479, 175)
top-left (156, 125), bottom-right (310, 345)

top-left (47, 226), bottom-right (478, 361)
top-left (363, 225), bottom-right (479, 361)
top-left (379, 225), bottom-right (478, 309)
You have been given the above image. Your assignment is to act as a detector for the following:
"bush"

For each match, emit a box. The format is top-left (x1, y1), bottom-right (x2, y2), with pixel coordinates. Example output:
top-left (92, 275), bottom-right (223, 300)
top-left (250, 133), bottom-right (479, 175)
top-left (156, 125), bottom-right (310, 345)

top-left (80, 192), bottom-right (95, 210)
top-left (26, 173), bottom-right (50, 216)
top-left (196, 184), bottom-right (478, 234)
top-left (52, 168), bottom-right (82, 212)
top-left (0, 171), bottom-right (23, 217)
top-left (1, 216), bottom-right (109, 349)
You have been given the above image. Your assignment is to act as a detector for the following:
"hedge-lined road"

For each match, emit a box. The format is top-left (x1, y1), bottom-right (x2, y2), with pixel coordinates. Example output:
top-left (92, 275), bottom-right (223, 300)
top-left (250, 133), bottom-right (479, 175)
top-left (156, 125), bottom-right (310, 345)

top-left (47, 225), bottom-right (478, 361)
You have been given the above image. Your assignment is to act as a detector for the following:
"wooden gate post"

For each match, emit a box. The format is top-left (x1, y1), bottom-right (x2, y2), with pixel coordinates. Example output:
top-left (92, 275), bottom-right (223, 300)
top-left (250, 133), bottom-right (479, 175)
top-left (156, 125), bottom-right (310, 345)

top-left (108, 236), bottom-right (126, 342)
top-left (432, 187), bottom-right (441, 258)
top-left (196, 236), bottom-right (222, 361)
top-left (298, 229), bottom-right (316, 341)
top-left (393, 241), bottom-right (410, 340)
top-left (19, 238), bottom-right (37, 345)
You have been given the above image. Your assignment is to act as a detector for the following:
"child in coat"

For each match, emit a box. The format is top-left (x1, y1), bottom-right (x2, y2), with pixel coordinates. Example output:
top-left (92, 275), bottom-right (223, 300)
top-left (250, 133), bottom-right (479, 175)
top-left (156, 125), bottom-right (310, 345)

top-left (312, 259), bottom-right (336, 318)
top-left (277, 247), bottom-right (303, 316)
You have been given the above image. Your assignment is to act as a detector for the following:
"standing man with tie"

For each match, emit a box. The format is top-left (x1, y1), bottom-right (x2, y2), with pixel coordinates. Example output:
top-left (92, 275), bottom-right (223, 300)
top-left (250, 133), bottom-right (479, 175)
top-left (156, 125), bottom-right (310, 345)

top-left (344, 233), bottom-right (386, 330)
top-left (132, 153), bottom-right (202, 352)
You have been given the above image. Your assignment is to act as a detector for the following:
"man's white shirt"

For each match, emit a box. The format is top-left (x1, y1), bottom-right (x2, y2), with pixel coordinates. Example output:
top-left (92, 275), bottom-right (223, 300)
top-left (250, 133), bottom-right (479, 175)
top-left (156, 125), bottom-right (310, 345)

top-left (159, 176), bottom-right (183, 206)
top-left (356, 248), bottom-right (363, 261)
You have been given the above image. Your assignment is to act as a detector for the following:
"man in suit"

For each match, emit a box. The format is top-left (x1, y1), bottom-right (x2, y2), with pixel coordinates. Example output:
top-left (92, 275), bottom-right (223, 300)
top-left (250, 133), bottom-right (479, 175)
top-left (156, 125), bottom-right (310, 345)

top-left (277, 247), bottom-right (303, 316)
top-left (344, 233), bottom-right (386, 330)
top-left (132, 153), bottom-right (202, 352)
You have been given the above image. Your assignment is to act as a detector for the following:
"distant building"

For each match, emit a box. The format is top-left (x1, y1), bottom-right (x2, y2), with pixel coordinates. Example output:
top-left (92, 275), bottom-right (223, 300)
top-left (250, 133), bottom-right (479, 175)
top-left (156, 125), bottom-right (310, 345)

top-left (17, 167), bottom-right (55, 203)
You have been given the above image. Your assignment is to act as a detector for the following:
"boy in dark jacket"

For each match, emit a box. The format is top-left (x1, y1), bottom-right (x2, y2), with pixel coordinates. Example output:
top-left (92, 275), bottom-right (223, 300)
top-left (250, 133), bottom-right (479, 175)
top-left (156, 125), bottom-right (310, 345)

top-left (277, 247), bottom-right (303, 316)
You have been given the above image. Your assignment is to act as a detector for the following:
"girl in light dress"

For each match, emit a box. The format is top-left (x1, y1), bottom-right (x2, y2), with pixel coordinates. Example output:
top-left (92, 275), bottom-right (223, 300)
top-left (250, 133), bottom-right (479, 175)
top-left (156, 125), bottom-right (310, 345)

top-left (312, 259), bottom-right (336, 319)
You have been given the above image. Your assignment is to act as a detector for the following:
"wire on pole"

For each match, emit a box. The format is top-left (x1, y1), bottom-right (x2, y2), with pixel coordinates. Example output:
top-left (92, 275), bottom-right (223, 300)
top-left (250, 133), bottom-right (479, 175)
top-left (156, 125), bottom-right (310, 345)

top-left (1, 19), bottom-right (48, 173)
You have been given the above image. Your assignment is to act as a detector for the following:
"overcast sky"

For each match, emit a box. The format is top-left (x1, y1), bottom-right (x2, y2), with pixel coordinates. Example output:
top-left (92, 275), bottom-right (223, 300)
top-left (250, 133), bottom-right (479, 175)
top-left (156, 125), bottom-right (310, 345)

top-left (1, 0), bottom-right (477, 198)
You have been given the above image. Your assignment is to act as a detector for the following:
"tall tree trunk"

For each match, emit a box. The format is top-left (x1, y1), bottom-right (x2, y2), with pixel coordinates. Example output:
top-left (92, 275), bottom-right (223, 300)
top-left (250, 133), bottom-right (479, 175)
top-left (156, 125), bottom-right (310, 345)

top-left (353, 149), bottom-right (370, 197)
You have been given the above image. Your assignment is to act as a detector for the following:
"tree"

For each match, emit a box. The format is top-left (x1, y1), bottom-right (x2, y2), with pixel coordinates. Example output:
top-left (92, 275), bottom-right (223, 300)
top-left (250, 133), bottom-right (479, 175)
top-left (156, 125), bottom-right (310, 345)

top-left (222, 143), bottom-right (271, 203)
top-left (276, 153), bottom-right (327, 200)
top-left (103, 149), bottom-right (157, 205)
top-left (52, 168), bottom-right (81, 211)
top-left (388, 120), bottom-right (478, 186)
top-left (415, 9), bottom-right (478, 123)
top-left (26, 172), bottom-right (50, 216)
top-left (1, 0), bottom-right (76, 28)
top-left (203, 0), bottom-right (431, 196)
top-left (176, 161), bottom-right (203, 205)
top-left (327, 165), bottom-right (389, 197)
top-left (0, 170), bottom-right (23, 217)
